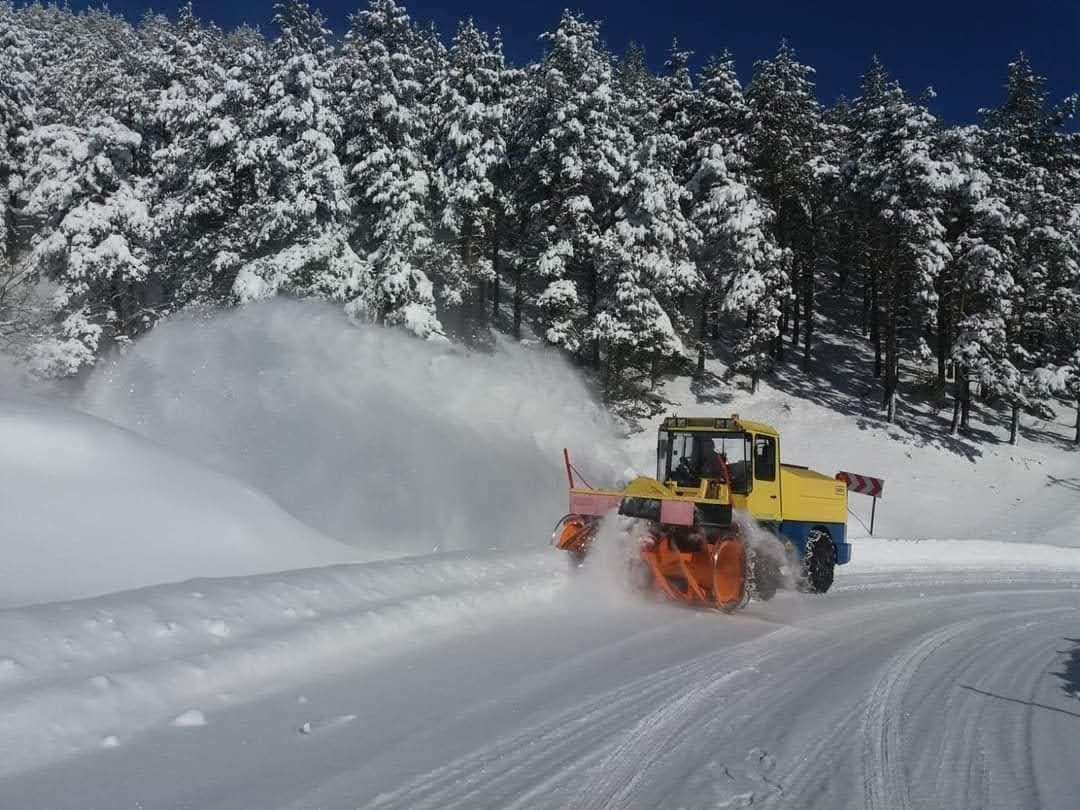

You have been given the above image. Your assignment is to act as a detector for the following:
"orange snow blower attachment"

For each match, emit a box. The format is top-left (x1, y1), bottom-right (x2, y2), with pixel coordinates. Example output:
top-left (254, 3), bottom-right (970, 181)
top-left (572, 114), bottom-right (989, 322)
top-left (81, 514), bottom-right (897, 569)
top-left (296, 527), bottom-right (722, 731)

top-left (640, 533), bottom-right (747, 611)
top-left (553, 445), bottom-right (749, 611)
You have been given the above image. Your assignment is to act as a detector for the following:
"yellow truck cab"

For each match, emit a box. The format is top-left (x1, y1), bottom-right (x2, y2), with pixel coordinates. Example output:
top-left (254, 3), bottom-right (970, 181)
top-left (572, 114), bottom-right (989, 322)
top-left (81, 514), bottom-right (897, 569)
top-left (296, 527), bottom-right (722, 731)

top-left (656, 415), bottom-right (851, 580)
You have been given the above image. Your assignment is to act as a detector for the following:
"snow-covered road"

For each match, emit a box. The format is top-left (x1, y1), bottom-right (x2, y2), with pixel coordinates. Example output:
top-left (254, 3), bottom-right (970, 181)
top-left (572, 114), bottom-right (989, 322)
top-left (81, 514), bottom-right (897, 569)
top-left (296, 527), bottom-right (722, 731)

top-left (5, 308), bottom-right (1079, 808)
top-left (3, 542), bottom-right (1079, 810)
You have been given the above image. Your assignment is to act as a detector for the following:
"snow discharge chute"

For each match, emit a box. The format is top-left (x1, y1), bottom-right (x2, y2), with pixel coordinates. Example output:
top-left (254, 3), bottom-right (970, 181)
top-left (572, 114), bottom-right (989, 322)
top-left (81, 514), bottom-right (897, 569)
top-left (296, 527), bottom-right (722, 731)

top-left (80, 300), bottom-right (628, 558)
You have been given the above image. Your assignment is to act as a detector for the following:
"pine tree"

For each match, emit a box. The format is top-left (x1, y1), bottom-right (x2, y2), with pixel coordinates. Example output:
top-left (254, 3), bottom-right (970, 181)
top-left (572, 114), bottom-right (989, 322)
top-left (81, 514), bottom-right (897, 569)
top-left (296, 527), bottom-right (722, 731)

top-left (18, 119), bottom-right (152, 376)
top-left (847, 59), bottom-right (953, 421)
top-left (523, 11), bottom-right (634, 357)
top-left (339, 0), bottom-right (443, 338)
top-left (934, 125), bottom-right (1016, 433)
top-left (746, 41), bottom-right (823, 366)
top-left (689, 139), bottom-right (787, 392)
top-left (590, 132), bottom-right (699, 398)
top-left (980, 54), bottom-right (1080, 442)
top-left (618, 41), bottom-right (661, 142)
top-left (170, 23), bottom-right (270, 304)
top-left (231, 0), bottom-right (366, 313)
top-left (0, 3), bottom-right (33, 296)
top-left (685, 51), bottom-right (787, 388)
top-left (431, 18), bottom-right (511, 341)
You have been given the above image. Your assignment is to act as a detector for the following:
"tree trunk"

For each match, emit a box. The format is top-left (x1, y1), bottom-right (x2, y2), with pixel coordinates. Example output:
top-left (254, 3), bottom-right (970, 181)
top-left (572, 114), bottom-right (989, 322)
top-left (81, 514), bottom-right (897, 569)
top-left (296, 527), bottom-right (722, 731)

top-left (883, 313), bottom-right (898, 422)
top-left (1074, 398), bottom-right (1079, 445)
top-left (512, 261), bottom-right (522, 341)
top-left (603, 352), bottom-right (618, 402)
top-left (960, 371), bottom-right (972, 430)
top-left (936, 292), bottom-right (949, 387)
top-left (774, 310), bottom-right (785, 362)
top-left (791, 288), bottom-right (801, 349)
top-left (588, 265), bottom-right (600, 366)
top-left (696, 290), bottom-right (709, 376)
top-left (459, 290), bottom-right (469, 344)
top-left (491, 225), bottom-right (500, 322)
top-left (1009, 403), bottom-right (1020, 445)
top-left (861, 278), bottom-right (872, 336)
top-left (460, 214), bottom-right (475, 345)
top-left (802, 254), bottom-right (814, 371)
top-left (872, 298), bottom-right (882, 379)
top-left (950, 385), bottom-right (961, 434)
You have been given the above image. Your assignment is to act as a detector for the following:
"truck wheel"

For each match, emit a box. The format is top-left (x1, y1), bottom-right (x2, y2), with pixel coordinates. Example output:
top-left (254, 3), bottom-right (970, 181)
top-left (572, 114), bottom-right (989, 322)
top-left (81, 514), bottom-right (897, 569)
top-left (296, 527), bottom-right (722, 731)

top-left (802, 529), bottom-right (836, 594)
top-left (751, 552), bottom-right (781, 601)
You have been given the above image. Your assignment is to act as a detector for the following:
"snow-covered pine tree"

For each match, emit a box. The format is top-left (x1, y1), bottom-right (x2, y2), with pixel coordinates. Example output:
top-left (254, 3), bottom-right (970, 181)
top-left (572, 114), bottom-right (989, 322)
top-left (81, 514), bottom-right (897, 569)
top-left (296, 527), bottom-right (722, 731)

top-left (685, 50), bottom-right (787, 389)
top-left (980, 54), bottom-right (1080, 442)
top-left (688, 140), bottom-right (787, 393)
top-left (617, 41), bottom-right (661, 143)
top-left (338, 0), bottom-right (442, 339)
top-left (847, 59), bottom-right (953, 421)
top-left (169, 22), bottom-right (269, 304)
top-left (17, 119), bottom-right (152, 376)
top-left (124, 5), bottom-right (231, 313)
top-left (522, 11), bottom-right (634, 359)
top-left (590, 130), bottom-right (700, 401)
top-left (431, 17), bottom-right (511, 342)
top-left (933, 124), bottom-right (1017, 433)
top-left (0, 3), bottom-right (33, 307)
top-left (231, 0), bottom-right (366, 313)
top-left (746, 41), bottom-right (824, 366)
top-left (656, 39), bottom-right (698, 181)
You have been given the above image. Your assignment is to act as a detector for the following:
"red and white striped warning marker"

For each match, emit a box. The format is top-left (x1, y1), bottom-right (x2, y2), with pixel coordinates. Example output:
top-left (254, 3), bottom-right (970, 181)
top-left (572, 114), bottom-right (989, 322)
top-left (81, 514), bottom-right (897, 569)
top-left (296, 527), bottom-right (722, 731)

top-left (835, 471), bottom-right (884, 498)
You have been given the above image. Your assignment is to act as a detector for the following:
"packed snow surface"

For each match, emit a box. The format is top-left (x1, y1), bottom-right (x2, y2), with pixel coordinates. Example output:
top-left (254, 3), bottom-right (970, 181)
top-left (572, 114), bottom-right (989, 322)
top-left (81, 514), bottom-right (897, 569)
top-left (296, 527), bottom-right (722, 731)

top-left (1, 303), bottom-right (1078, 809)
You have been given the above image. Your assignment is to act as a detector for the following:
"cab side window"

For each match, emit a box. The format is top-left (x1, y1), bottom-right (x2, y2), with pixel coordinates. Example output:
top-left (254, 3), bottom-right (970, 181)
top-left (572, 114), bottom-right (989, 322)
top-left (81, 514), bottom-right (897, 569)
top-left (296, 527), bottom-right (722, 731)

top-left (754, 435), bottom-right (776, 481)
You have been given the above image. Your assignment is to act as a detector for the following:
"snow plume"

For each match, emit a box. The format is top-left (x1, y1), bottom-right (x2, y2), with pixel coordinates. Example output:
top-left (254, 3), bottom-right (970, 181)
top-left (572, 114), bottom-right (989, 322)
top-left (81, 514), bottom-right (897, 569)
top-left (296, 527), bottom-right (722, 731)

top-left (574, 514), bottom-right (657, 608)
top-left (81, 299), bottom-right (628, 558)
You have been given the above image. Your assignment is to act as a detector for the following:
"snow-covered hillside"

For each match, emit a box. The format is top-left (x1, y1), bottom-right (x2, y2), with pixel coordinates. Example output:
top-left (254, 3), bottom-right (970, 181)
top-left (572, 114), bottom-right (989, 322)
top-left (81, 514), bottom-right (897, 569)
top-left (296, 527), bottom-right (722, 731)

top-left (1, 303), bottom-right (1078, 809)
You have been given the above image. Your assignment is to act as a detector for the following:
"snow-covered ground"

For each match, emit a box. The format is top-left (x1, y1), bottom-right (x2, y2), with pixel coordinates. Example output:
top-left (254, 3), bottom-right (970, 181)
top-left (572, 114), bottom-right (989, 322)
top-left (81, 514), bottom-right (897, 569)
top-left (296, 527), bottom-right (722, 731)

top-left (2, 302), bottom-right (1078, 809)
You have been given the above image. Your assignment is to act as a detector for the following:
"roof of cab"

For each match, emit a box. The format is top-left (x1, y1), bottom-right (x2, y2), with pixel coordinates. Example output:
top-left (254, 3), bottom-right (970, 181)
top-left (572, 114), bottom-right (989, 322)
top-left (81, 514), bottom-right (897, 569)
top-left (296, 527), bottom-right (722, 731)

top-left (661, 415), bottom-right (778, 436)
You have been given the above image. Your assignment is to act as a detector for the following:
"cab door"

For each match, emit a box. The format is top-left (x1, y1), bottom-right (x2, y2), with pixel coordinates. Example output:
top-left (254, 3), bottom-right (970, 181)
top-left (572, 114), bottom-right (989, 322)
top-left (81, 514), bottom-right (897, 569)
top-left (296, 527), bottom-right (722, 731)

top-left (746, 432), bottom-right (781, 521)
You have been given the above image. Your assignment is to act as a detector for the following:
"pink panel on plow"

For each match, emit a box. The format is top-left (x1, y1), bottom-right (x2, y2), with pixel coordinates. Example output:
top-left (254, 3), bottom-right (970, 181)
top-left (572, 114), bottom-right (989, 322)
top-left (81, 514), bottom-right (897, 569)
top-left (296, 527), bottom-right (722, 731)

top-left (569, 492), bottom-right (622, 517)
top-left (660, 499), bottom-right (695, 526)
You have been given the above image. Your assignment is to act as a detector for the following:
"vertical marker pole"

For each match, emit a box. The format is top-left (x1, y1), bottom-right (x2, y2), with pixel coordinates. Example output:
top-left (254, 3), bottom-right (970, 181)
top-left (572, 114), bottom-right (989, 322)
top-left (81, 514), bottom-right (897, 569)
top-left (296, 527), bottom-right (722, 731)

top-left (870, 496), bottom-right (877, 536)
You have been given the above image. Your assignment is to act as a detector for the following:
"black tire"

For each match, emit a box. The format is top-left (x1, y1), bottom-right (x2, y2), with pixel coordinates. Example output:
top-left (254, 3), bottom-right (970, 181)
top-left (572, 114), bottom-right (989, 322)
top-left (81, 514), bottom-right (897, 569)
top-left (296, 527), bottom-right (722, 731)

top-left (802, 529), bottom-right (836, 594)
top-left (751, 552), bottom-right (781, 601)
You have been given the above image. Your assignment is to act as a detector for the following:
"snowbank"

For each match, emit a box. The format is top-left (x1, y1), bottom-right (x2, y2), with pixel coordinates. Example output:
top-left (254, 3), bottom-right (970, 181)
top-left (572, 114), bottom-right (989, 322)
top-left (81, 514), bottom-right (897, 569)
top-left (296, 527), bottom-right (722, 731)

top-left (0, 550), bottom-right (563, 777)
top-left (0, 397), bottom-right (354, 607)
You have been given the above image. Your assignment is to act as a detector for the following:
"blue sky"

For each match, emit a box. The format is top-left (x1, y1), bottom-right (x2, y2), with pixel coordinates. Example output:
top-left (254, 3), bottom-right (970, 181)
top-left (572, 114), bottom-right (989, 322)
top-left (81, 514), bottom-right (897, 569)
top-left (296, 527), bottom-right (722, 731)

top-left (66, 0), bottom-right (1078, 124)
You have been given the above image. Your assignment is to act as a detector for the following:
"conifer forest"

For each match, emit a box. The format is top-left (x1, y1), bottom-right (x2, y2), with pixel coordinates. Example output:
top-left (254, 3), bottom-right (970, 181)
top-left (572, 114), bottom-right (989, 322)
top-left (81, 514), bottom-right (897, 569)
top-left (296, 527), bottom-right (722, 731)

top-left (0, 0), bottom-right (1077, 443)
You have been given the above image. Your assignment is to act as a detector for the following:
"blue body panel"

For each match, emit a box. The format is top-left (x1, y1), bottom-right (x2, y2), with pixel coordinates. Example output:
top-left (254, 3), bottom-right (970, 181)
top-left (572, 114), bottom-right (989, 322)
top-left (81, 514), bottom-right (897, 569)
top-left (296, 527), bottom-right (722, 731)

top-left (764, 520), bottom-right (851, 565)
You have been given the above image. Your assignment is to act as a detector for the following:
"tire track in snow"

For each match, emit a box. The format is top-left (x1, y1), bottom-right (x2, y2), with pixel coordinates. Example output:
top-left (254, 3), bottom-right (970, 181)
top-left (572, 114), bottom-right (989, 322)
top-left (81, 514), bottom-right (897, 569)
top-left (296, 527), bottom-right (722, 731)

top-left (931, 611), bottom-right (1072, 810)
top-left (363, 626), bottom-right (805, 810)
top-left (861, 605), bottom-right (1075, 810)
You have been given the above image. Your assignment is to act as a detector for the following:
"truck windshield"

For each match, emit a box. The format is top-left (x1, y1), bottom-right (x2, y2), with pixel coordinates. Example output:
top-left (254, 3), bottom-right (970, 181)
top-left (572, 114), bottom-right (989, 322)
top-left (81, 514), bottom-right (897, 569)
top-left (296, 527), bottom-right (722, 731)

top-left (657, 431), bottom-right (752, 493)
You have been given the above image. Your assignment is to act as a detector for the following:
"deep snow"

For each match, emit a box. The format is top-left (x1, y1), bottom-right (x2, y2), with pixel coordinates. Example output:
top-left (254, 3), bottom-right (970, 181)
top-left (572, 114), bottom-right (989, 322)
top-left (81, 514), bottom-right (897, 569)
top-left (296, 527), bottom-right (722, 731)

top-left (0, 396), bottom-right (354, 607)
top-left (1, 301), bottom-right (1078, 809)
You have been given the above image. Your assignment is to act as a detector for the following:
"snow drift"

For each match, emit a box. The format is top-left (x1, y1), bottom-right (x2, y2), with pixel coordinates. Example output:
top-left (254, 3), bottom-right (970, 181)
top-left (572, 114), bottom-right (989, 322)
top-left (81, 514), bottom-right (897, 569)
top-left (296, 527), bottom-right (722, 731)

top-left (81, 300), bottom-right (629, 559)
top-left (0, 397), bottom-right (353, 607)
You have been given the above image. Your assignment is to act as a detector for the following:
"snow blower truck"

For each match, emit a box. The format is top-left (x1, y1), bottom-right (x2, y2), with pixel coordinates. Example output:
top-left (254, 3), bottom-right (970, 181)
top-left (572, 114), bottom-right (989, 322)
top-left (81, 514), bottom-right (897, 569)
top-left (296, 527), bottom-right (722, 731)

top-left (552, 415), bottom-right (852, 611)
